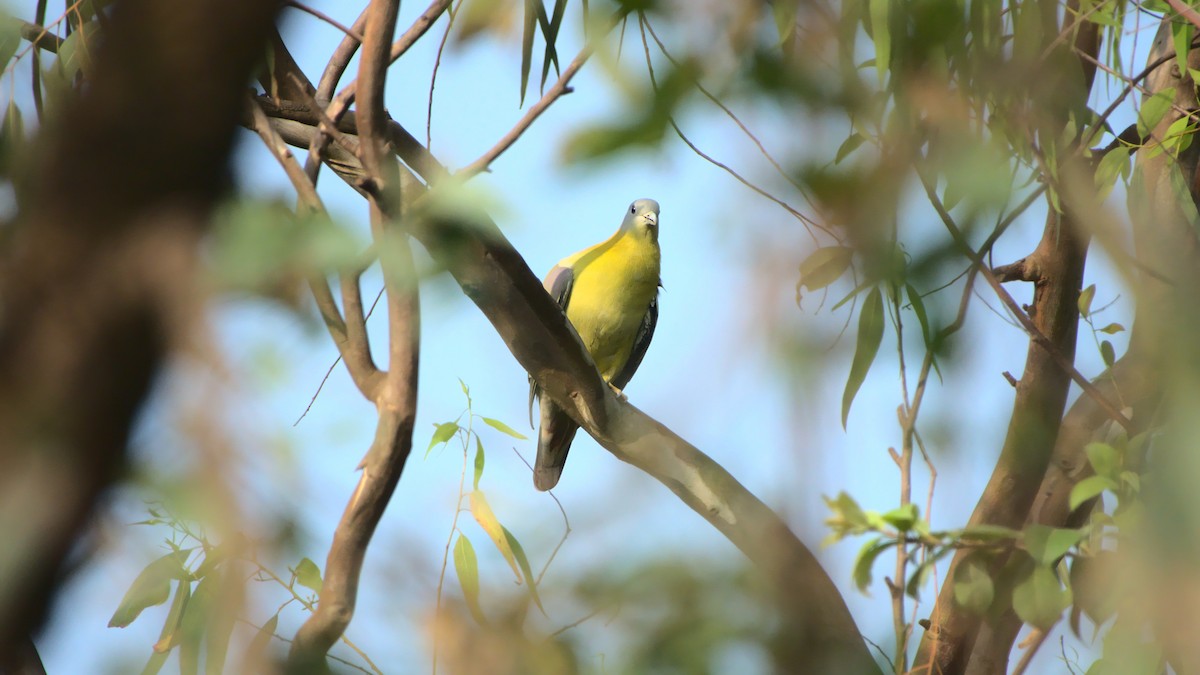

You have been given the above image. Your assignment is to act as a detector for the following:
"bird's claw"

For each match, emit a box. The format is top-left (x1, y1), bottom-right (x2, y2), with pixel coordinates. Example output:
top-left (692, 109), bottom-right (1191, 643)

top-left (608, 382), bottom-right (628, 402)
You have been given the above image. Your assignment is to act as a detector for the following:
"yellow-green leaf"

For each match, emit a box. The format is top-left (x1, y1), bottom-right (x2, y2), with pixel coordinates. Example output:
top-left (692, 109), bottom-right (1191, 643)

top-left (294, 557), bottom-right (322, 594)
top-left (109, 550), bottom-right (190, 628)
top-left (482, 416), bottom-right (527, 440)
top-left (473, 435), bottom-right (485, 491)
top-left (1012, 567), bottom-right (1071, 630)
top-left (841, 286), bottom-right (885, 428)
top-left (426, 421), bottom-right (460, 457)
top-left (150, 582), bottom-right (191, 655)
top-left (798, 246), bottom-right (853, 300)
top-left (502, 526), bottom-right (545, 614)
top-left (953, 560), bottom-right (995, 615)
top-left (469, 490), bottom-right (520, 579)
top-left (453, 535), bottom-right (486, 625)
top-left (1077, 284), bottom-right (1095, 318)
top-left (869, 0), bottom-right (890, 86)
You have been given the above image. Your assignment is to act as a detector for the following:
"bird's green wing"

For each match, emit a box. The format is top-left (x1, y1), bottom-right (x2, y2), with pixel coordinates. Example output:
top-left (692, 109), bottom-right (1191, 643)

top-left (528, 265), bottom-right (575, 426)
top-left (612, 292), bottom-right (658, 391)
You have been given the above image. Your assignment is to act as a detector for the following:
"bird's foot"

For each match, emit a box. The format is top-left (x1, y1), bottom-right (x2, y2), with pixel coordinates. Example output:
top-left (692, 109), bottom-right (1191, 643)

top-left (607, 382), bottom-right (628, 402)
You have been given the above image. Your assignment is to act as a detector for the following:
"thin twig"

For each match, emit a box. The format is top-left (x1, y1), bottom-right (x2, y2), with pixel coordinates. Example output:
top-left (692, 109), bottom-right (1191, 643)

top-left (456, 44), bottom-right (592, 178)
top-left (285, 0), bottom-right (365, 41)
top-left (426, 0), bottom-right (460, 150)
top-left (634, 16), bottom-right (833, 242)
top-left (917, 173), bottom-right (1134, 432)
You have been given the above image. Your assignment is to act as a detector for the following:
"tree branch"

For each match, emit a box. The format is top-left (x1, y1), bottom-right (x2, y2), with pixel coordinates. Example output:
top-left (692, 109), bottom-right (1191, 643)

top-left (0, 0), bottom-right (283, 658)
top-left (286, 1), bottom-right (420, 670)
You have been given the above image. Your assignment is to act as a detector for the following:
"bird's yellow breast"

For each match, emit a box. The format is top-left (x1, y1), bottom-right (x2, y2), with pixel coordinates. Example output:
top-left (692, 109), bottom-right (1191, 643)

top-left (562, 231), bottom-right (660, 381)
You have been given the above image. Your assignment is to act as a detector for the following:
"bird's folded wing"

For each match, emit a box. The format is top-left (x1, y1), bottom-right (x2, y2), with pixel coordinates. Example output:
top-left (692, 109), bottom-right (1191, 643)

top-left (528, 265), bottom-right (577, 426)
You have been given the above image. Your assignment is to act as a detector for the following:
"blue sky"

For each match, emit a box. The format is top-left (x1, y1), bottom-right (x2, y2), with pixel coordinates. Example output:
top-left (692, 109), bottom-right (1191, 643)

top-left (23, 1), bottom-right (1149, 672)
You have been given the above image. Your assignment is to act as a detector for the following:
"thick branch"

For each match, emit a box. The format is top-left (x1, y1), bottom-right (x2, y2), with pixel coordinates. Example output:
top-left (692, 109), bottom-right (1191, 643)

top-left (0, 0), bottom-right (283, 659)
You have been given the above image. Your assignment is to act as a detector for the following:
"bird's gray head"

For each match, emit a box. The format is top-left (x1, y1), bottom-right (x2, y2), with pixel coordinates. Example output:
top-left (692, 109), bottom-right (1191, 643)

top-left (621, 198), bottom-right (660, 237)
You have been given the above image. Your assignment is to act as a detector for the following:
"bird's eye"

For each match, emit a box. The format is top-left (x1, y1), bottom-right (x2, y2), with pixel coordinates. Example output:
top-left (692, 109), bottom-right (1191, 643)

top-left (630, 206), bottom-right (636, 214)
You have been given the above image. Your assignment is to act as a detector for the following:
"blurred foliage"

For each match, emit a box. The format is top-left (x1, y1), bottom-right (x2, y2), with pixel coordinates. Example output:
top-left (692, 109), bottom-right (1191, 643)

top-left (3, 0), bottom-right (1199, 672)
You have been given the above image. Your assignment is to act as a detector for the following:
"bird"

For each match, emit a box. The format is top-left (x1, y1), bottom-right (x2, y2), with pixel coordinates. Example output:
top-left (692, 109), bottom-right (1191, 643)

top-left (528, 198), bottom-right (662, 491)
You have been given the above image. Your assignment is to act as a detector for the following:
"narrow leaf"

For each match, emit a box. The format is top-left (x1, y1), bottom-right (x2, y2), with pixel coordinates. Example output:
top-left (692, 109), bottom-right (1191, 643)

top-left (473, 435), bottom-right (486, 491)
top-left (503, 526), bottom-right (546, 614)
top-left (426, 421), bottom-right (460, 457)
top-left (109, 550), bottom-right (190, 628)
top-left (482, 416), bottom-right (528, 440)
top-left (841, 286), bottom-right (885, 427)
top-left (453, 535), bottom-right (487, 625)
top-left (1077, 284), bottom-right (1095, 318)
top-left (150, 582), bottom-right (191, 654)
top-left (1098, 322), bottom-right (1125, 334)
top-left (519, 0), bottom-right (537, 105)
top-left (294, 557), bottom-right (323, 593)
top-left (240, 615), bottom-right (279, 672)
top-left (469, 490), bottom-right (521, 579)
top-left (869, 0), bottom-right (890, 86)
top-left (1093, 146), bottom-right (1130, 200)
top-left (851, 537), bottom-right (895, 593)
top-left (835, 133), bottom-right (865, 164)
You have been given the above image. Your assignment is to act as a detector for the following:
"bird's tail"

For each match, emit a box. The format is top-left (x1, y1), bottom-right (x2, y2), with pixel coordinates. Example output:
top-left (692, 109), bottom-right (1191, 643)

top-left (534, 398), bottom-right (579, 491)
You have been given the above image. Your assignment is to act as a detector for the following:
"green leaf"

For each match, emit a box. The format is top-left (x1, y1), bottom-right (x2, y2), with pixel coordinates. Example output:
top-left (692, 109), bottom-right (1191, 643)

top-left (1173, 19), bottom-right (1194, 83)
top-left (109, 550), bottom-right (191, 628)
top-left (1077, 284), bottom-right (1096, 318)
top-left (482, 416), bottom-right (528, 440)
top-left (1085, 442), bottom-right (1120, 480)
top-left (205, 575), bottom-right (237, 675)
top-left (835, 133), bottom-right (865, 164)
top-left (797, 247), bottom-right (853, 306)
top-left (241, 615), bottom-right (279, 671)
top-left (823, 491), bottom-right (871, 542)
top-left (852, 537), bottom-right (895, 592)
top-left (1093, 146), bottom-right (1130, 200)
top-left (1, 99), bottom-right (25, 176)
top-left (1069, 475), bottom-right (1115, 511)
top-left (538, 0), bottom-right (566, 92)
top-left (453, 535), bottom-right (487, 625)
top-left (1137, 90), bottom-right (1174, 139)
top-left (473, 435), bottom-right (485, 491)
top-left (959, 524), bottom-right (1022, 541)
top-left (0, 15), bottom-right (20, 71)
top-left (149, 581), bottom-right (191, 656)
top-left (1100, 340), bottom-right (1116, 367)
top-left (519, 0), bottom-right (537, 106)
top-left (503, 526), bottom-right (546, 614)
top-left (869, 0), bottom-right (890, 86)
top-left (1023, 525), bottom-right (1083, 567)
top-left (953, 561), bottom-right (995, 615)
top-left (773, 0), bottom-right (799, 45)
top-left (426, 421), bottom-right (460, 457)
top-left (881, 503), bottom-right (919, 532)
top-left (178, 576), bottom-right (215, 675)
top-left (1168, 159), bottom-right (1200, 231)
top-left (469, 490), bottom-right (520, 578)
top-left (842, 286), bottom-right (885, 427)
top-left (1012, 567), bottom-right (1071, 630)
top-left (906, 283), bottom-right (932, 343)
top-left (294, 557), bottom-right (322, 594)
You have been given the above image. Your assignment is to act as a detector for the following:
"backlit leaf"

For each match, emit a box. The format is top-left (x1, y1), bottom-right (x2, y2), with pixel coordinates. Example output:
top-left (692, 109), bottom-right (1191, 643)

top-left (1077, 284), bottom-right (1095, 318)
top-left (109, 550), bottom-right (190, 628)
top-left (453, 535), bottom-right (486, 625)
top-left (842, 286), bottom-right (885, 427)
top-left (469, 490), bottom-right (520, 579)
top-left (1012, 567), bottom-right (1071, 630)
top-left (852, 537), bottom-right (894, 592)
top-left (1069, 475), bottom-right (1115, 511)
top-left (953, 560), bottom-right (995, 615)
top-left (294, 557), bottom-right (322, 594)
top-left (503, 526), bottom-right (545, 614)
top-left (426, 422), bottom-right (460, 457)
top-left (482, 416), bottom-right (527, 440)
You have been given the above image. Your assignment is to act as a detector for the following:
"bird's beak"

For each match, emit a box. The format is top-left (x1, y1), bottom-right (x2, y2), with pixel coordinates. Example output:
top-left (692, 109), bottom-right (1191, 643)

top-left (643, 212), bottom-right (658, 228)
